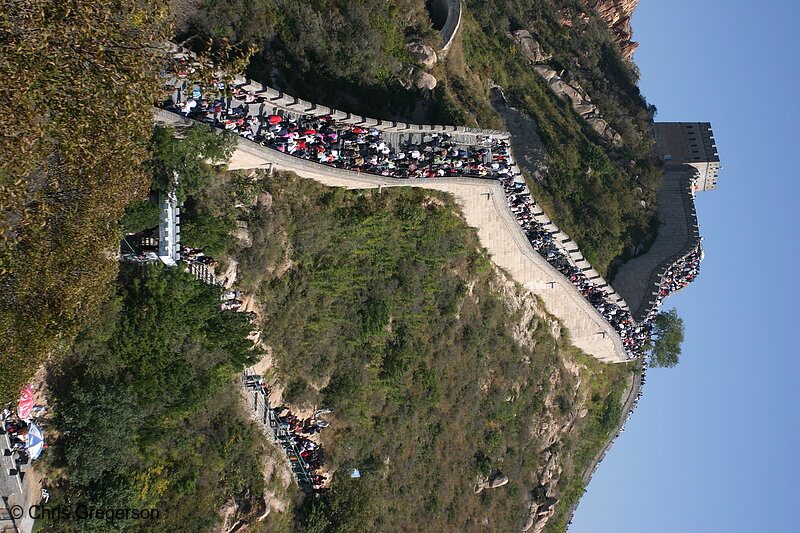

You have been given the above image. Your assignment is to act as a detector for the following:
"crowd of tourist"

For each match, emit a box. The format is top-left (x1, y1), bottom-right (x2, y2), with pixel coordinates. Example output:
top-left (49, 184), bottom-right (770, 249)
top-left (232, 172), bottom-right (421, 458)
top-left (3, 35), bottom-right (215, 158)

top-left (275, 407), bottom-right (330, 492)
top-left (163, 64), bottom-right (704, 361)
top-left (641, 243), bottom-right (703, 323)
top-left (168, 80), bottom-right (512, 180)
top-left (495, 171), bottom-right (651, 359)
top-left (244, 373), bottom-right (330, 493)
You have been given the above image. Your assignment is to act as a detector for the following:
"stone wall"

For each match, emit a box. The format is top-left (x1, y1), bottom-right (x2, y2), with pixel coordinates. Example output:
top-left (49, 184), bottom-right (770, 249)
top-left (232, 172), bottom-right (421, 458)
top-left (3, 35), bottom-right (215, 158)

top-left (610, 166), bottom-right (701, 321)
top-left (154, 108), bottom-right (629, 363)
top-left (165, 43), bottom-right (498, 139)
top-left (439, 0), bottom-right (463, 53)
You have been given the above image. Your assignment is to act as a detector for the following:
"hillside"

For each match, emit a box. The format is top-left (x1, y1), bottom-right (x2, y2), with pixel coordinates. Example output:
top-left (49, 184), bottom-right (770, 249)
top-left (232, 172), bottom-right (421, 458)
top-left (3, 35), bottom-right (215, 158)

top-left (163, 165), bottom-right (638, 532)
top-left (182, 0), bottom-right (660, 275)
top-left (0, 1), bottom-right (665, 532)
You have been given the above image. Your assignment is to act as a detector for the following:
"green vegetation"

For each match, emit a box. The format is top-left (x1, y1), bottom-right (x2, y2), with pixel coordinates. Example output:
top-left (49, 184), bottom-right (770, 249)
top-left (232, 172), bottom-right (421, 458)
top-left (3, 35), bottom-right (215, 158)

top-left (0, 0), bottom-right (169, 400)
top-left (647, 308), bottom-right (685, 368)
top-left (218, 171), bottom-right (633, 532)
top-left (181, 0), bottom-right (661, 276)
top-left (148, 124), bottom-right (239, 254)
top-left (120, 200), bottom-right (161, 234)
top-left (452, 1), bottom-right (662, 274)
top-left (541, 353), bottom-right (636, 533)
top-left (183, 0), bottom-right (434, 118)
top-left (43, 264), bottom-right (265, 533)
top-left (149, 124), bottom-right (237, 200)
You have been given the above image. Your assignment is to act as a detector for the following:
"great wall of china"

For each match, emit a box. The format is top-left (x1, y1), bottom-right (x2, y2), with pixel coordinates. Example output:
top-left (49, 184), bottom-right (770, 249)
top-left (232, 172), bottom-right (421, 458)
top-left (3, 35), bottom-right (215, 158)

top-left (157, 43), bottom-right (718, 365)
top-left (430, 0), bottom-right (463, 52)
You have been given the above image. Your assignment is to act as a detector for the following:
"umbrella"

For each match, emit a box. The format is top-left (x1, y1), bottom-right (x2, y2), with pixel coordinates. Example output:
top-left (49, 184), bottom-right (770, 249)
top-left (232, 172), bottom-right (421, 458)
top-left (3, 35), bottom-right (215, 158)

top-left (17, 384), bottom-right (34, 420)
top-left (26, 423), bottom-right (44, 460)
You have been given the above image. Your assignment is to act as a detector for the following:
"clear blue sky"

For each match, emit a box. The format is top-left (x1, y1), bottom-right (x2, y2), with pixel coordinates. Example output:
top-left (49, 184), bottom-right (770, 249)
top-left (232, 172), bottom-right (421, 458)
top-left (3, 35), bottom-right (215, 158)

top-left (571, 1), bottom-right (800, 532)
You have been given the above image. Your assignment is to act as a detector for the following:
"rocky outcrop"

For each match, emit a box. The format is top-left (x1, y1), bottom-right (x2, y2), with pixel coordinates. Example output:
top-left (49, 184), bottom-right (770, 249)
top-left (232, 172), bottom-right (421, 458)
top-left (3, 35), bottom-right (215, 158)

top-left (586, 0), bottom-right (639, 58)
top-left (233, 220), bottom-right (252, 248)
top-left (533, 65), bottom-right (623, 147)
top-left (523, 495), bottom-right (559, 533)
top-left (407, 40), bottom-right (438, 69)
top-left (510, 30), bottom-right (552, 63)
top-left (408, 66), bottom-right (437, 90)
top-left (475, 471), bottom-right (509, 493)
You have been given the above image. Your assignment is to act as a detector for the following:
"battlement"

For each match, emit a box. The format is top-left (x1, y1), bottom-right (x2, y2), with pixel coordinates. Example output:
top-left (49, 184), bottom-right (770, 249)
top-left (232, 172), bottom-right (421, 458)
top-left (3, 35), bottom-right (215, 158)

top-left (654, 122), bottom-right (721, 192)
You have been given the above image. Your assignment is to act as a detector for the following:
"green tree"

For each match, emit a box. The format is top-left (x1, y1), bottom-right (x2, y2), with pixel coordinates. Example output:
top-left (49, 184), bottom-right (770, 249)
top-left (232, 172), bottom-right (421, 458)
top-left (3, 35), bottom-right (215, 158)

top-left (150, 125), bottom-right (236, 199)
top-left (119, 199), bottom-right (161, 233)
top-left (304, 477), bottom-right (375, 533)
top-left (648, 308), bottom-right (685, 368)
top-left (44, 265), bottom-right (264, 532)
top-left (0, 0), bottom-right (171, 401)
top-left (181, 210), bottom-right (237, 256)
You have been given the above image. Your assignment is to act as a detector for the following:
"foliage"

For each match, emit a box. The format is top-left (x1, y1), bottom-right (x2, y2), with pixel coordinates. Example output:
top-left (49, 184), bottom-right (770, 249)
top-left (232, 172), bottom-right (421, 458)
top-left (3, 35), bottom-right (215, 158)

top-left (149, 125), bottom-right (236, 200)
top-left (304, 477), bottom-right (376, 533)
top-left (228, 172), bottom-right (632, 532)
top-left (120, 200), bottom-right (161, 234)
top-left (170, 154), bottom-right (262, 259)
top-left (182, 0), bottom-right (434, 119)
top-left (181, 0), bottom-right (661, 276)
top-left (541, 351), bottom-right (636, 533)
top-left (43, 264), bottom-right (264, 532)
top-left (647, 308), bottom-right (685, 368)
top-left (181, 200), bottom-right (237, 256)
top-left (0, 0), bottom-right (170, 401)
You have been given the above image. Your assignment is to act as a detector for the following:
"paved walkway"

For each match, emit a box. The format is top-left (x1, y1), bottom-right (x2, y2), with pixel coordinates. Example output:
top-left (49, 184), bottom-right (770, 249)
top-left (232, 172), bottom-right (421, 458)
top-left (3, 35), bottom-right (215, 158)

top-left (0, 432), bottom-right (37, 533)
top-left (612, 167), bottom-right (700, 320)
top-left (155, 109), bottom-right (628, 362)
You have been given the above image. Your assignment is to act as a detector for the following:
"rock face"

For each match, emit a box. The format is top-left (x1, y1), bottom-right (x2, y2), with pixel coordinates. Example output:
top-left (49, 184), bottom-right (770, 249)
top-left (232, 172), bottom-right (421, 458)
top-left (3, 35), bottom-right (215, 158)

top-left (233, 220), bottom-right (252, 248)
top-left (488, 472), bottom-right (509, 488)
top-left (533, 65), bottom-right (623, 147)
top-left (409, 66), bottom-right (437, 90)
top-left (586, 0), bottom-right (639, 58)
top-left (407, 40), bottom-right (438, 68)
top-left (510, 30), bottom-right (551, 63)
top-left (474, 471), bottom-right (509, 493)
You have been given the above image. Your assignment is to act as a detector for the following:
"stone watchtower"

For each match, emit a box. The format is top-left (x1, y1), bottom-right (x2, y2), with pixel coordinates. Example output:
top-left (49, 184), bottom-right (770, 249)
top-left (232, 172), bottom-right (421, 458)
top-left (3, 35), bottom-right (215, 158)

top-left (653, 122), bottom-right (721, 192)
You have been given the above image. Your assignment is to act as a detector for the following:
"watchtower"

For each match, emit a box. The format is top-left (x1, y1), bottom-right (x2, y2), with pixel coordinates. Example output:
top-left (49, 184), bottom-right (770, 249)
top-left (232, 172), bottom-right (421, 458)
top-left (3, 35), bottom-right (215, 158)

top-left (653, 122), bottom-right (721, 192)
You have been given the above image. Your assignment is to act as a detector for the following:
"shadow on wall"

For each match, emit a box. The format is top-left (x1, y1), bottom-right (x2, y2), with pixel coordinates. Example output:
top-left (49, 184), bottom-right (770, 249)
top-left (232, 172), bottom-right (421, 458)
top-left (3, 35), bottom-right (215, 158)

top-left (427, 0), bottom-right (449, 31)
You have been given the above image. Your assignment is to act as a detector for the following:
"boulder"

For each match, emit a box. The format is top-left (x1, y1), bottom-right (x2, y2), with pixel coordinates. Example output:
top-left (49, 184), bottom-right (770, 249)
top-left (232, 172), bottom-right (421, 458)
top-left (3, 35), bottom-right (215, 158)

top-left (407, 41), bottom-right (438, 68)
top-left (233, 220), bottom-right (252, 248)
top-left (586, 0), bottom-right (640, 58)
top-left (511, 30), bottom-right (552, 63)
top-left (410, 67), bottom-right (437, 90)
top-left (257, 191), bottom-right (273, 210)
top-left (488, 472), bottom-right (509, 488)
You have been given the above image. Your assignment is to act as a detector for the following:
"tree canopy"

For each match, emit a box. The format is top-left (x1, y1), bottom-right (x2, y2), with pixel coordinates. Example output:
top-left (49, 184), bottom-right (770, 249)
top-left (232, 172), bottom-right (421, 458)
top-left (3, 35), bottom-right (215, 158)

top-left (0, 0), bottom-right (170, 401)
top-left (119, 199), bottom-right (161, 233)
top-left (648, 308), bottom-right (685, 368)
top-left (45, 264), bottom-right (264, 532)
top-left (150, 125), bottom-right (236, 199)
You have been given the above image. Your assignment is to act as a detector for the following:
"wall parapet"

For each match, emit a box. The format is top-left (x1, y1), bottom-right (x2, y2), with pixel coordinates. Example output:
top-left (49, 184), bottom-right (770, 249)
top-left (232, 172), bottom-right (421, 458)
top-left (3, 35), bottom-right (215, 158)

top-left (165, 42), bottom-right (503, 140)
top-left (629, 171), bottom-right (701, 321)
top-left (611, 166), bottom-right (702, 322)
top-left (439, 0), bottom-right (463, 53)
top-left (153, 108), bottom-right (629, 363)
